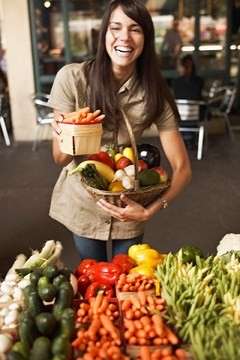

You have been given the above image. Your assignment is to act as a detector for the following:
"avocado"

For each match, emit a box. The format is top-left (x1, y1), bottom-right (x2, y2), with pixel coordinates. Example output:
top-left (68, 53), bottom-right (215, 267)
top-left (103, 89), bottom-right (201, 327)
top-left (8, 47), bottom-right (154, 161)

top-left (139, 169), bottom-right (160, 187)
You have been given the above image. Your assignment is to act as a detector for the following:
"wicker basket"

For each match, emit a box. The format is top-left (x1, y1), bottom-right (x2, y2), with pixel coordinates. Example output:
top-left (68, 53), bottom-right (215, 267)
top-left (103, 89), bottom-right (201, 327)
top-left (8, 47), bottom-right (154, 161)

top-left (80, 110), bottom-right (170, 207)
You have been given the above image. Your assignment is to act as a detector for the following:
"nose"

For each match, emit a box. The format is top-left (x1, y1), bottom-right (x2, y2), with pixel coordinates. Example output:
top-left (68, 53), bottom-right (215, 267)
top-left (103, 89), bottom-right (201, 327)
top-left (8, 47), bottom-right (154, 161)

top-left (118, 27), bottom-right (130, 41)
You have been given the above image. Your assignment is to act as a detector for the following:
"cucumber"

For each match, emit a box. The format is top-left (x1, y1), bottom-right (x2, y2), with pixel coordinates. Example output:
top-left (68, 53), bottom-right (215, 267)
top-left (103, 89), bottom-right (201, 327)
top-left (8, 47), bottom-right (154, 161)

top-left (27, 291), bottom-right (43, 316)
top-left (53, 274), bottom-right (68, 288)
top-left (12, 341), bottom-right (29, 359)
top-left (35, 312), bottom-right (56, 336)
top-left (60, 308), bottom-right (75, 338)
top-left (51, 335), bottom-right (71, 357)
top-left (7, 351), bottom-right (25, 360)
top-left (53, 282), bottom-right (73, 320)
top-left (19, 311), bottom-right (37, 348)
top-left (43, 265), bottom-right (58, 280)
top-left (38, 276), bottom-right (57, 302)
top-left (38, 284), bottom-right (57, 302)
top-left (30, 336), bottom-right (51, 360)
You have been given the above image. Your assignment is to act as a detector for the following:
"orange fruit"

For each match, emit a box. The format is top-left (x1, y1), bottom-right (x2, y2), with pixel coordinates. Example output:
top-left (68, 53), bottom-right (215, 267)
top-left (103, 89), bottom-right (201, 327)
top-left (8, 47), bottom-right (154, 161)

top-left (108, 181), bottom-right (125, 192)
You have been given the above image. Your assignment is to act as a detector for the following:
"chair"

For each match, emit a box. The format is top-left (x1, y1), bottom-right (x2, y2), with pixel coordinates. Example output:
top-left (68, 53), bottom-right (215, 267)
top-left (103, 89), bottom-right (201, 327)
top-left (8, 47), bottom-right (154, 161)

top-left (0, 94), bottom-right (11, 146)
top-left (32, 93), bottom-right (54, 151)
top-left (176, 99), bottom-right (207, 160)
top-left (208, 85), bottom-right (237, 141)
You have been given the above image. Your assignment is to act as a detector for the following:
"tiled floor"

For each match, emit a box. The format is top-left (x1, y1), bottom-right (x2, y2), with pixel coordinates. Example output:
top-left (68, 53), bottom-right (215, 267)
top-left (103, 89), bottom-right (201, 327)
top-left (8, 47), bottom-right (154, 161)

top-left (1, 128), bottom-right (240, 276)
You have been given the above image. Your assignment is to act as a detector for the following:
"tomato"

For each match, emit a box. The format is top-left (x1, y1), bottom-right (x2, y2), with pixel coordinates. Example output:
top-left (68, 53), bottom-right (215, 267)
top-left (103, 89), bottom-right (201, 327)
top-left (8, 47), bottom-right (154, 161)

top-left (88, 151), bottom-right (115, 169)
top-left (112, 254), bottom-right (136, 273)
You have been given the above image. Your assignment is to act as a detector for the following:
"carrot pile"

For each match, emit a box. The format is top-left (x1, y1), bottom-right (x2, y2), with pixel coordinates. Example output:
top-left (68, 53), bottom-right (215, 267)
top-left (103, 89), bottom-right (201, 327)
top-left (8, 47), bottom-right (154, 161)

top-left (61, 107), bottom-right (103, 124)
top-left (72, 291), bottom-right (128, 360)
top-left (120, 292), bottom-right (188, 360)
top-left (117, 273), bottom-right (155, 292)
top-left (138, 346), bottom-right (189, 360)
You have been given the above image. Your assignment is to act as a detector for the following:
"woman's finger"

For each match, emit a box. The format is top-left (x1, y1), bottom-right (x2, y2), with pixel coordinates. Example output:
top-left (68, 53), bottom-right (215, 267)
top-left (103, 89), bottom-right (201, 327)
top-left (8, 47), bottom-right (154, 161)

top-left (52, 119), bottom-right (62, 135)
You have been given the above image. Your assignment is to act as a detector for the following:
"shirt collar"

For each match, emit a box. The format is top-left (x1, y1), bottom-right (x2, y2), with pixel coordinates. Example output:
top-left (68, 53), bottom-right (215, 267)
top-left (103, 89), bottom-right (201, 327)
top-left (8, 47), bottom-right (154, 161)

top-left (118, 71), bottom-right (137, 94)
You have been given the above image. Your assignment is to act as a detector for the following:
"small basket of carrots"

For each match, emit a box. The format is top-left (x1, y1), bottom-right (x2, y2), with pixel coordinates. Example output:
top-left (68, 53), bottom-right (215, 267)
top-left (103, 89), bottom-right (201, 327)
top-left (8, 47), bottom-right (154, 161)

top-left (58, 107), bottom-right (103, 155)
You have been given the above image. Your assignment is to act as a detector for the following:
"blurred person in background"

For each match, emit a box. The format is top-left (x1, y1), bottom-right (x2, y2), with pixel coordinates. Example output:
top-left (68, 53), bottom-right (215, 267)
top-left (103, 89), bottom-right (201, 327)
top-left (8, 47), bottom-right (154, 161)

top-left (172, 54), bottom-right (204, 100)
top-left (161, 18), bottom-right (182, 70)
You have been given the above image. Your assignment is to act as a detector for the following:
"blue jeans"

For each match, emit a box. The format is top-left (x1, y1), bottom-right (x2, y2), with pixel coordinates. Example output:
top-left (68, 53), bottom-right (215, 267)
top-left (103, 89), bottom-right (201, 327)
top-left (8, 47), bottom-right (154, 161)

top-left (73, 234), bottom-right (143, 261)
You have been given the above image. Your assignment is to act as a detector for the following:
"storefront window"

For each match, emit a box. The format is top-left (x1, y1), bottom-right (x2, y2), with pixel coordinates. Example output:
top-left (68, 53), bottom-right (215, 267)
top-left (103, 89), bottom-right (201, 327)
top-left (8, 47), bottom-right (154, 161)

top-left (66, 1), bottom-right (105, 61)
top-left (32, 0), bottom-right (64, 85)
top-left (198, 0), bottom-right (227, 72)
top-left (146, 0), bottom-right (195, 71)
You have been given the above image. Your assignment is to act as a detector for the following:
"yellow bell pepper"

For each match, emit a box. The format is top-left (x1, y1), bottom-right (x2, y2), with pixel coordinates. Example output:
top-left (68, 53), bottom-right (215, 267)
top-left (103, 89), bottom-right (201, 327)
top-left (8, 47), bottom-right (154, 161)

top-left (134, 248), bottom-right (163, 267)
top-left (130, 264), bottom-right (154, 278)
top-left (128, 243), bottom-right (151, 261)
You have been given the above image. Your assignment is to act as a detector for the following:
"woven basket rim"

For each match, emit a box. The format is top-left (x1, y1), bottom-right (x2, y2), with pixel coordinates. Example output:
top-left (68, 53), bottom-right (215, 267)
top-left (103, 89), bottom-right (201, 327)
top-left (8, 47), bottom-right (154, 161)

top-left (83, 179), bottom-right (170, 197)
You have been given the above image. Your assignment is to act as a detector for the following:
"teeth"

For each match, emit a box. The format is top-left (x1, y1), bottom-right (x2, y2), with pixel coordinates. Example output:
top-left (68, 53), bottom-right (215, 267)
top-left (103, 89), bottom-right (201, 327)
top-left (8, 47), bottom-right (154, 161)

top-left (115, 46), bottom-right (132, 53)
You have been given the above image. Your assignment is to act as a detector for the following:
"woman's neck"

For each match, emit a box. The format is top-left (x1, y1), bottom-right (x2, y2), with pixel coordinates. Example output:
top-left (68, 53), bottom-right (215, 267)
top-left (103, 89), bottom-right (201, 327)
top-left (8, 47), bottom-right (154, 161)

top-left (112, 65), bottom-right (135, 87)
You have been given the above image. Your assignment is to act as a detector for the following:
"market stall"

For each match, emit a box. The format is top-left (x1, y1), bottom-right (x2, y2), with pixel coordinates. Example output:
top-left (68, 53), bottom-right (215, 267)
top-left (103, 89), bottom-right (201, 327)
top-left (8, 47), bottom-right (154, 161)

top-left (0, 235), bottom-right (240, 360)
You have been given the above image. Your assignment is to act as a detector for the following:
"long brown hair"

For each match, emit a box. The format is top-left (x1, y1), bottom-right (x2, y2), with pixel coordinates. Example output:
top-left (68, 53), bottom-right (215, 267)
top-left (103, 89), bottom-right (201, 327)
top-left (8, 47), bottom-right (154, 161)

top-left (85, 0), bottom-right (179, 126)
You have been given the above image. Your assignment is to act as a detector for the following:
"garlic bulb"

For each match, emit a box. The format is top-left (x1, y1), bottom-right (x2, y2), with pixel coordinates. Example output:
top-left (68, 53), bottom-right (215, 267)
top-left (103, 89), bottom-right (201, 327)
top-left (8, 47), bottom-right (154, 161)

top-left (122, 176), bottom-right (134, 190)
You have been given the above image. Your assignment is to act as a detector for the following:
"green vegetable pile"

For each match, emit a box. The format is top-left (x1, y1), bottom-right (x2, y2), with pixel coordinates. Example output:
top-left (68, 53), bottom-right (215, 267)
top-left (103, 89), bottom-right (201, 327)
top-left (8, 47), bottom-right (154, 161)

top-left (80, 163), bottom-right (109, 190)
top-left (155, 250), bottom-right (240, 360)
top-left (8, 265), bottom-right (74, 360)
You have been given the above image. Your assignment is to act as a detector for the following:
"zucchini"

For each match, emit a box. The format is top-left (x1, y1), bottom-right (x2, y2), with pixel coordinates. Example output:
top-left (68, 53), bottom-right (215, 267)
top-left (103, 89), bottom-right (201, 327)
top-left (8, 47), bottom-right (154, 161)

top-left (30, 336), bottom-right (51, 360)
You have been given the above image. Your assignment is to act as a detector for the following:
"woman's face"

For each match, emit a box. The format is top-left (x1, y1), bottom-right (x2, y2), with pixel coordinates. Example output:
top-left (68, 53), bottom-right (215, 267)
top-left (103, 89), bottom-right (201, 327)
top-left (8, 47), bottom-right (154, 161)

top-left (105, 6), bottom-right (144, 76)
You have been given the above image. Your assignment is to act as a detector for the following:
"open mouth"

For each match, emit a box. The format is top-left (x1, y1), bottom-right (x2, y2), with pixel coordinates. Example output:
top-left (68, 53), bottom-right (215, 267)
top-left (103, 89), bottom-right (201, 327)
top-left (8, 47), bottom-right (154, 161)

top-left (114, 46), bottom-right (133, 55)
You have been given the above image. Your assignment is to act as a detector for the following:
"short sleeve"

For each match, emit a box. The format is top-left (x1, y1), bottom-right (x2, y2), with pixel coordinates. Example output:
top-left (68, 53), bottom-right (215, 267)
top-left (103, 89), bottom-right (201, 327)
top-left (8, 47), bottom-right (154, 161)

top-left (154, 100), bottom-right (178, 131)
top-left (48, 65), bottom-right (76, 113)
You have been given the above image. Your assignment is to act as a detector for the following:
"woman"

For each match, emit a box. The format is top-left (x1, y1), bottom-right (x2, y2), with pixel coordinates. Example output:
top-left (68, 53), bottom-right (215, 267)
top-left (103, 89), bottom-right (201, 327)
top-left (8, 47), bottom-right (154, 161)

top-left (49, 0), bottom-right (191, 261)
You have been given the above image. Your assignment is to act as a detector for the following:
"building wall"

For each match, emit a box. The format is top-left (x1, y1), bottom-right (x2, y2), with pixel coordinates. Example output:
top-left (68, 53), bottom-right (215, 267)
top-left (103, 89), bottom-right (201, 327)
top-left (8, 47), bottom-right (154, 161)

top-left (0, 0), bottom-right (38, 141)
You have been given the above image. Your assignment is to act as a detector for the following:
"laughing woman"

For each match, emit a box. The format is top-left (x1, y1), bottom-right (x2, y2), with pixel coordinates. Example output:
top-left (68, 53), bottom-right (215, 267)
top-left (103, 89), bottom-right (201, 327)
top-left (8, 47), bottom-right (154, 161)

top-left (49, 0), bottom-right (191, 261)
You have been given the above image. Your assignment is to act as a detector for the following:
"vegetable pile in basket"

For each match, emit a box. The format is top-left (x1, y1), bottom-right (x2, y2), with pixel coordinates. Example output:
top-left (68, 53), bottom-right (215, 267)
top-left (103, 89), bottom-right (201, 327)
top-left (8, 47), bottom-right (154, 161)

top-left (69, 144), bottom-right (169, 192)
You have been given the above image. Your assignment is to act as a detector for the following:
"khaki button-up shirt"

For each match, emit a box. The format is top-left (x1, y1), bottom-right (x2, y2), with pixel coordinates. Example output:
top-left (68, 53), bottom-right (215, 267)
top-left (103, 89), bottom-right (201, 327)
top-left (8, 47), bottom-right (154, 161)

top-left (48, 62), bottom-right (178, 241)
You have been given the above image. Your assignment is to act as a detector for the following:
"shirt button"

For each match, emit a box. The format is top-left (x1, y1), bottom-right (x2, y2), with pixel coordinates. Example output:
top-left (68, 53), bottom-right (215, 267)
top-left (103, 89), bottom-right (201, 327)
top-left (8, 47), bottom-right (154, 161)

top-left (105, 219), bottom-right (111, 224)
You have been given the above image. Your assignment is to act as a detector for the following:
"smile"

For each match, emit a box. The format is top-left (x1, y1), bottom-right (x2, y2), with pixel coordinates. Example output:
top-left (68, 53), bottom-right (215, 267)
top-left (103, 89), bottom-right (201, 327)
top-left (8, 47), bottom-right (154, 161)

top-left (114, 46), bottom-right (133, 55)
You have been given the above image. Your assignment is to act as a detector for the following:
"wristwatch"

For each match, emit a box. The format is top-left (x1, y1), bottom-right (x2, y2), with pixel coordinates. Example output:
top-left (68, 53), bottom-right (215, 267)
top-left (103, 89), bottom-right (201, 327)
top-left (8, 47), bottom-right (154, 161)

top-left (160, 199), bottom-right (168, 209)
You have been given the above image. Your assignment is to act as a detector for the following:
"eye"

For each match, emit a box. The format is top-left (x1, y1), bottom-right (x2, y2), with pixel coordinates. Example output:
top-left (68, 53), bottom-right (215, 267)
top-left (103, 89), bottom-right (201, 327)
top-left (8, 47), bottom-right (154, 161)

top-left (109, 25), bottom-right (121, 31)
top-left (131, 27), bottom-right (142, 33)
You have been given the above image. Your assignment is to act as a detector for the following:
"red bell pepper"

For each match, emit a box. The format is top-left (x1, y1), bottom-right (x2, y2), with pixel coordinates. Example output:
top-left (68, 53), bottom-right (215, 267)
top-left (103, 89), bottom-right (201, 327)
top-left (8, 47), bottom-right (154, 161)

top-left (88, 151), bottom-right (115, 170)
top-left (74, 258), bottom-right (97, 278)
top-left (84, 281), bottom-right (114, 299)
top-left (77, 274), bottom-right (91, 296)
top-left (91, 262), bottom-right (123, 286)
top-left (112, 254), bottom-right (136, 273)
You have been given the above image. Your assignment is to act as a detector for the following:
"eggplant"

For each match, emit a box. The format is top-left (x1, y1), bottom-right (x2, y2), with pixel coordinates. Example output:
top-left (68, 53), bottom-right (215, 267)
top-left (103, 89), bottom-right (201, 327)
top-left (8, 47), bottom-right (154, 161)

top-left (137, 144), bottom-right (161, 168)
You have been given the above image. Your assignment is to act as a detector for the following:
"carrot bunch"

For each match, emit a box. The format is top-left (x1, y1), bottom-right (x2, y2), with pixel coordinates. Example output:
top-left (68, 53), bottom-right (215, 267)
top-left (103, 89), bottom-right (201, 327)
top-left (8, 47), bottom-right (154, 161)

top-left (117, 273), bottom-right (155, 292)
top-left (73, 292), bottom-right (124, 359)
top-left (76, 296), bottom-right (119, 327)
top-left (138, 346), bottom-right (189, 360)
top-left (121, 292), bottom-right (179, 348)
top-left (62, 107), bottom-right (104, 124)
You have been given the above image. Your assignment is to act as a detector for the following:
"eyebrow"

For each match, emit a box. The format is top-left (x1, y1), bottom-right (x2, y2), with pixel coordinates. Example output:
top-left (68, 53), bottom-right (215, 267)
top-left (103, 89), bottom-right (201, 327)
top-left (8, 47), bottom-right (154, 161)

top-left (109, 21), bottom-right (141, 27)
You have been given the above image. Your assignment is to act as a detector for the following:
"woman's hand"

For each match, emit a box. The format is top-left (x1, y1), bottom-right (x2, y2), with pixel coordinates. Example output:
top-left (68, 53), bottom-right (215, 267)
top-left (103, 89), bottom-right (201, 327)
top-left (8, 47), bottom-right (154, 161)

top-left (52, 111), bottom-right (73, 166)
top-left (97, 194), bottom-right (150, 222)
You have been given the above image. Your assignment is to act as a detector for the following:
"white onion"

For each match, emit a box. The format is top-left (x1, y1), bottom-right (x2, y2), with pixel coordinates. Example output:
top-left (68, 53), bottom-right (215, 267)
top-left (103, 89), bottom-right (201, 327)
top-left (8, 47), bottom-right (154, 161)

top-left (0, 334), bottom-right (13, 353)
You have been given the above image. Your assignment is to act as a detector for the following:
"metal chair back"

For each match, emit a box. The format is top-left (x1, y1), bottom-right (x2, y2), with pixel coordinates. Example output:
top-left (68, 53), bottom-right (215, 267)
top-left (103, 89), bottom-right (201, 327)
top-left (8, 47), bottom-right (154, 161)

top-left (176, 99), bottom-right (207, 160)
top-left (32, 93), bottom-right (54, 150)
